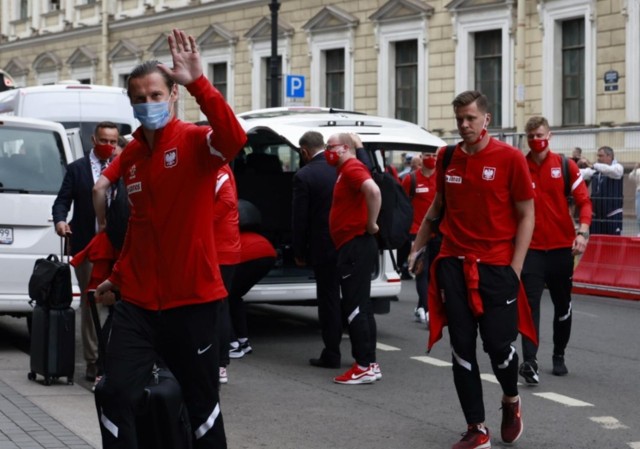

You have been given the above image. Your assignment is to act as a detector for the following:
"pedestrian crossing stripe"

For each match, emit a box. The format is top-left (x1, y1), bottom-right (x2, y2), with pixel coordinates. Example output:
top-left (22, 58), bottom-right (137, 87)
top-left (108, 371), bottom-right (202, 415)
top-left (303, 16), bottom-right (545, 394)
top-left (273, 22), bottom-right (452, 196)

top-left (376, 342), bottom-right (401, 351)
top-left (410, 356), bottom-right (452, 367)
top-left (589, 416), bottom-right (629, 429)
top-left (533, 392), bottom-right (593, 407)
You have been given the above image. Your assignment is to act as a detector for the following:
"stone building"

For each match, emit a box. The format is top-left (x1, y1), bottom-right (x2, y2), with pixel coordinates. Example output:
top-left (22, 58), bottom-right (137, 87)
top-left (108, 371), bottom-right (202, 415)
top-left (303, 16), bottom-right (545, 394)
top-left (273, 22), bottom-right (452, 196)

top-left (0, 0), bottom-right (638, 163)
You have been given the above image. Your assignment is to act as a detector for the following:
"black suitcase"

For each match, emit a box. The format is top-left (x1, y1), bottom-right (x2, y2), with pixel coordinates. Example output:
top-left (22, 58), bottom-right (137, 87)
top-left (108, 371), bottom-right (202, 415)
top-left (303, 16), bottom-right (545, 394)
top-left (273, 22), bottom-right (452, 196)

top-left (90, 295), bottom-right (192, 449)
top-left (136, 365), bottom-right (193, 449)
top-left (28, 305), bottom-right (75, 385)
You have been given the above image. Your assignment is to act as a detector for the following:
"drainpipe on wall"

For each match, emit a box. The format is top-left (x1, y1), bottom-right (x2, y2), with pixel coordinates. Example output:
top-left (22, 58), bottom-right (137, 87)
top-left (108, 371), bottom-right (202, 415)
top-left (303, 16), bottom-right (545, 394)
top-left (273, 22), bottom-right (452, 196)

top-left (101, 0), bottom-right (109, 85)
top-left (515, 0), bottom-right (526, 133)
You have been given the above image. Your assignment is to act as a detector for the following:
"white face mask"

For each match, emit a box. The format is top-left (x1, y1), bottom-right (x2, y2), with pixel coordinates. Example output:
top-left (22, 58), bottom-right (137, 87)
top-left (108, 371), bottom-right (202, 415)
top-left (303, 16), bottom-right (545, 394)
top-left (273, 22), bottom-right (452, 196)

top-left (133, 102), bottom-right (171, 130)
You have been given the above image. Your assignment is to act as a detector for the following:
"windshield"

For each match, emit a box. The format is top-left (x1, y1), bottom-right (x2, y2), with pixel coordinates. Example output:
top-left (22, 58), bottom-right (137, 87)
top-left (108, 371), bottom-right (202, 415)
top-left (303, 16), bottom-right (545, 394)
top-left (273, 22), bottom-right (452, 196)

top-left (0, 126), bottom-right (67, 194)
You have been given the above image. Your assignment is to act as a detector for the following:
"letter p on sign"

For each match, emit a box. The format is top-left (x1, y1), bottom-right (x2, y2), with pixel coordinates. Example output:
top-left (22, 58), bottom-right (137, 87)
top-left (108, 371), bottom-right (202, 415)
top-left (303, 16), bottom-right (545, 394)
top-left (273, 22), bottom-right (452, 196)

top-left (286, 75), bottom-right (305, 98)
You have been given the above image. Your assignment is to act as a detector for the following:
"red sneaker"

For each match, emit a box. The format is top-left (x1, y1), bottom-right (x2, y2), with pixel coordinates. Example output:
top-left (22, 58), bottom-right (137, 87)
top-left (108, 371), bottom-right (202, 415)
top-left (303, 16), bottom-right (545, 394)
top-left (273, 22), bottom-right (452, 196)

top-left (452, 425), bottom-right (491, 449)
top-left (333, 363), bottom-right (376, 385)
top-left (369, 362), bottom-right (382, 380)
top-left (501, 397), bottom-right (523, 444)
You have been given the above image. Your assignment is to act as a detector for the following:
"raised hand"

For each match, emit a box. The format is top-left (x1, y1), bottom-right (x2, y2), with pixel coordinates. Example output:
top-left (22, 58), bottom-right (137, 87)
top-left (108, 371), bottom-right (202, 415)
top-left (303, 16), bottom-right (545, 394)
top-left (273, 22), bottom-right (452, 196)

top-left (158, 28), bottom-right (203, 86)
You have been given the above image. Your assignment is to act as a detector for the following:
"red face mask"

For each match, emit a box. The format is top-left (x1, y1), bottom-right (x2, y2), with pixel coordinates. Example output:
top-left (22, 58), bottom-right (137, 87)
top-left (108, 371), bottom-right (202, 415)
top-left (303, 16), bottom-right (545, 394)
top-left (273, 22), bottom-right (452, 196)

top-left (528, 138), bottom-right (549, 153)
top-left (324, 149), bottom-right (341, 166)
top-left (422, 157), bottom-right (436, 170)
top-left (94, 143), bottom-right (115, 161)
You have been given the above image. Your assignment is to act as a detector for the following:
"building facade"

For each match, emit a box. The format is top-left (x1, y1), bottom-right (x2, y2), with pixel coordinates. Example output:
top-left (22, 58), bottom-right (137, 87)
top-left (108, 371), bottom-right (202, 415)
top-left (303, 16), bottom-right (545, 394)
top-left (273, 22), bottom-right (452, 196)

top-left (0, 0), bottom-right (639, 165)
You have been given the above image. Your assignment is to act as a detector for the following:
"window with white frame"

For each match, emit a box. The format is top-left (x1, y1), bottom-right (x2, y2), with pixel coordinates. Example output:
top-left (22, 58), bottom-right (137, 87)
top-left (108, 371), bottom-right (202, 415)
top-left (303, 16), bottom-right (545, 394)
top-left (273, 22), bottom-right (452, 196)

top-left (451, 6), bottom-right (513, 129)
top-left (197, 24), bottom-right (237, 112)
top-left (474, 30), bottom-right (502, 127)
top-left (49, 0), bottom-right (60, 12)
top-left (249, 41), bottom-right (288, 109)
top-left (394, 40), bottom-right (418, 124)
top-left (210, 62), bottom-right (228, 99)
top-left (303, 6), bottom-right (357, 110)
top-left (625, 0), bottom-right (640, 122)
top-left (375, 20), bottom-right (428, 126)
top-left (70, 66), bottom-right (94, 84)
top-left (325, 48), bottom-right (345, 109)
top-left (540, 0), bottom-right (595, 126)
top-left (33, 53), bottom-right (60, 85)
top-left (19, 0), bottom-right (29, 19)
top-left (561, 18), bottom-right (585, 126)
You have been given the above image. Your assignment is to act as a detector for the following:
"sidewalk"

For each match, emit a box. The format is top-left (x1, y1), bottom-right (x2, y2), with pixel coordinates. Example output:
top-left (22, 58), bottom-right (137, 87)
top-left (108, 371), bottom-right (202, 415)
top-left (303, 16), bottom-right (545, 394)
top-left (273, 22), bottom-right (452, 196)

top-left (0, 343), bottom-right (100, 448)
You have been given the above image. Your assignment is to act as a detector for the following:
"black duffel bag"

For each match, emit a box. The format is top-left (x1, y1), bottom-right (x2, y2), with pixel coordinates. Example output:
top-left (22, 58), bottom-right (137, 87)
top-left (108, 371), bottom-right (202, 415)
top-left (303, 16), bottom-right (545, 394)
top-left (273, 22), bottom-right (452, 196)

top-left (28, 253), bottom-right (72, 309)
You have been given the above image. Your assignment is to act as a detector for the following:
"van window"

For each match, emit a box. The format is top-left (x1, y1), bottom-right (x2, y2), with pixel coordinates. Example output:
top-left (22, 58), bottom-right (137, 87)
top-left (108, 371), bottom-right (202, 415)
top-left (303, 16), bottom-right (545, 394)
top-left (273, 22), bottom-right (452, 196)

top-left (237, 143), bottom-right (300, 174)
top-left (59, 122), bottom-right (133, 155)
top-left (0, 127), bottom-right (67, 194)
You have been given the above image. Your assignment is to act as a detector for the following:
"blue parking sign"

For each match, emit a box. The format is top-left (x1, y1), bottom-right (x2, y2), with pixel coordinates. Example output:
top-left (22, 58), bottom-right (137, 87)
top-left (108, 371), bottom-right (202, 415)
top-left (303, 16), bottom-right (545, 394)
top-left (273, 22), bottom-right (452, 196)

top-left (286, 75), bottom-right (305, 98)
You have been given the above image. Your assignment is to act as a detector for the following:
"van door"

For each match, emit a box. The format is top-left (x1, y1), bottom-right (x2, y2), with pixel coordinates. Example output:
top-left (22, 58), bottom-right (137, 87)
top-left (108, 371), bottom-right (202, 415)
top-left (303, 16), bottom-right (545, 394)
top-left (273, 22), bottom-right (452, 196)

top-left (0, 119), bottom-right (73, 314)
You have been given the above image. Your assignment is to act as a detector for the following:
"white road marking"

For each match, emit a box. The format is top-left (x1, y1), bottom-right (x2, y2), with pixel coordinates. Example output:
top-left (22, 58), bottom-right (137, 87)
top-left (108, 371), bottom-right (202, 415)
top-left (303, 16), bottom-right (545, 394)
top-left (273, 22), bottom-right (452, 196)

top-left (411, 356), bottom-right (452, 367)
top-left (573, 310), bottom-right (598, 318)
top-left (589, 416), bottom-right (629, 430)
top-left (376, 342), bottom-right (401, 351)
top-left (533, 392), bottom-right (594, 407)
top-left (627, 442), bottom-right (640, 449)
top-left (480, 373), bottom-right (499, 384)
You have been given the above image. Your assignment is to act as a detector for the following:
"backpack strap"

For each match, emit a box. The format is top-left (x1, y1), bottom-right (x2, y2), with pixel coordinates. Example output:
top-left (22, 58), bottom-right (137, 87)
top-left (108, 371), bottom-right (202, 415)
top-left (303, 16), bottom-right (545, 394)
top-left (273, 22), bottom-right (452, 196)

top-left (442, 144), bottom-right (456, 171)
top-left (427, 144), bottom-right (457, 233)
top-left (409, 171), bottom-right (417, 199)
top-left (561, 153), bottom-right (570, 200)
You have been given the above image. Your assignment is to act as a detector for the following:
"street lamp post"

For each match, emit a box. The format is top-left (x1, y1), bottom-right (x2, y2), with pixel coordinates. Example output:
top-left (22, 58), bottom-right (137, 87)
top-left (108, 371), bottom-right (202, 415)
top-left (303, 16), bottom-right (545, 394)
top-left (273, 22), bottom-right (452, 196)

top-left (269, 0), bottom-right (280, 107)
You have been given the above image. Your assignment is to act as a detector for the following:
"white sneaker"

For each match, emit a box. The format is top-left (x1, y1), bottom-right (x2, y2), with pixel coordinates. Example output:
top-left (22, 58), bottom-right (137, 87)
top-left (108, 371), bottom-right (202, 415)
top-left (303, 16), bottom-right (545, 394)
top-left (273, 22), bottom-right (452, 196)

top-left (414, 307), bottom-right (426, 324)
top-left (229, 341), bottom-right (245, 359)
top-left (219, 367), bottom-right (228, 384)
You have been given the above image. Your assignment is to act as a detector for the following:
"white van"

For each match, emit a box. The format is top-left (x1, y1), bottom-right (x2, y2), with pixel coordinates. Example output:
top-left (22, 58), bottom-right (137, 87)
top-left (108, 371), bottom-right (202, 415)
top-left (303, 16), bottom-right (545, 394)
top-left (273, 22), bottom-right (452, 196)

top-left (235, 107), bottom-right (446, 310)
top-left (0, 116), bottom-right (80, 318)
top-left (0, 83), bottom-right (136, 159)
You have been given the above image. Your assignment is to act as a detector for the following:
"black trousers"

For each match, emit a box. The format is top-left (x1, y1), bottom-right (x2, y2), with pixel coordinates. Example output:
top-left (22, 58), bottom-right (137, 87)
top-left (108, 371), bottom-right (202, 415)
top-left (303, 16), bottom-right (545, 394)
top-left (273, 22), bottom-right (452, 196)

top-left (96, 300), bottom-right (225, 449)
top-left (521, 248), bottom-right (573, 361)
top-left (218, 265), bottom-right (236, 367)
top-left (437, 257), bottom-right (520, 425)
top-left (228, 256), bottom-right (276, 340)
top-left (313, 259), bottom-right (342, 364)
top-left (337, 234), bottom-right (377, 367)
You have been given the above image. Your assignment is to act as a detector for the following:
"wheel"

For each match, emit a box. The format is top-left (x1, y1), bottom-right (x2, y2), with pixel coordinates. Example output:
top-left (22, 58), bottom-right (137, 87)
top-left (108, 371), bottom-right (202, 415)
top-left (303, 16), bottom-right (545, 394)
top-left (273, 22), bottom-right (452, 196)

top-left (27, 371), bottom-right (36, 381)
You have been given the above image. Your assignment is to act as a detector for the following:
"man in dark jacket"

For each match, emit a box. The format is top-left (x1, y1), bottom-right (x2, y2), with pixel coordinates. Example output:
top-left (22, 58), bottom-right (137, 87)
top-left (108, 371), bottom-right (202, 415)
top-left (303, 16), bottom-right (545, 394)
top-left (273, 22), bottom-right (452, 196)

top-left (52, 121), bottom-right (119, 382)
top-left (292, 130), bottom-right (341, 368)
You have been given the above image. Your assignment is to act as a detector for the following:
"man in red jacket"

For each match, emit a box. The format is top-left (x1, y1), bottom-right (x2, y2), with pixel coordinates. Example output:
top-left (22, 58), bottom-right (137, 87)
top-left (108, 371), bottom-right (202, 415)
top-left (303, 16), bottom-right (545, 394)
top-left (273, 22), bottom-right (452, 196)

top-left (519, 116), bottom-right (592, 384)
top-left (92, 29), bottom-right (246, 449)
top-left (401, 152), bottom-right (438, 324)
top-left (409, 91), bottom-right (534, 449)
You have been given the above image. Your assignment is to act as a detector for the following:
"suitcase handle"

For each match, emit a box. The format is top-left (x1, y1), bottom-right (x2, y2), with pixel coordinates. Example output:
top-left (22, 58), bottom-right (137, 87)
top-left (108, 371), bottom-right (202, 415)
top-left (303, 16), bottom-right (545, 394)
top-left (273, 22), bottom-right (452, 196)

top-left (60, 235), bottom-right (70, 264)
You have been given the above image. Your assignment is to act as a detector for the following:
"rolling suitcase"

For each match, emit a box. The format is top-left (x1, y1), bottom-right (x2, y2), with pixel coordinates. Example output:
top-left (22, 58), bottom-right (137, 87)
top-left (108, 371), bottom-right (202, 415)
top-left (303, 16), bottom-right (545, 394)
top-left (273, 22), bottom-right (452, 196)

top-left (28, 305), bottom-right (75, 385)
top-left (27, 237), bottom-right (75, 386)
top-left (90, 294), bottom-right (192, 449)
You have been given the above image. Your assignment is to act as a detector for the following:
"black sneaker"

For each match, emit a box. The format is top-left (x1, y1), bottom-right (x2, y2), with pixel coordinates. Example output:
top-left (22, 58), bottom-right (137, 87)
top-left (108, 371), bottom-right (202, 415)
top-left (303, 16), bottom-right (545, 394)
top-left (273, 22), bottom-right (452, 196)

top-left (552, 355), bottom-right (568, 376)
top-left (229, 342), bottom-right (245, 359)
top-left (518, 360), bottom-right (539, 385)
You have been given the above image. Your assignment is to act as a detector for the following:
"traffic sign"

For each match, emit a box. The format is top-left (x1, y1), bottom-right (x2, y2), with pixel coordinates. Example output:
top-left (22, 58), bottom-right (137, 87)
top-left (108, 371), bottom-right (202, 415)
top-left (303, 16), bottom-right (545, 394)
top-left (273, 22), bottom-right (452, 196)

top-left (285, 75), bottom-right (305, 98)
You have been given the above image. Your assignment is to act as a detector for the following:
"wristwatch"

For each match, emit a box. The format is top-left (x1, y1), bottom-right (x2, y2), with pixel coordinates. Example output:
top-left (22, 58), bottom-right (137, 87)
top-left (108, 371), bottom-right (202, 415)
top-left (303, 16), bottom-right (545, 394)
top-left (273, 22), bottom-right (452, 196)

top-left (577, 231), bottom-right (589, 239)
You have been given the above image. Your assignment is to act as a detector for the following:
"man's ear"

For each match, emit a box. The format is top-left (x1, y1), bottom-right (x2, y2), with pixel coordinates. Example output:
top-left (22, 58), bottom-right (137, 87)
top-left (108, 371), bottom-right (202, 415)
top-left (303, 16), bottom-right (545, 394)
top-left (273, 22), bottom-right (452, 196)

top-left (91, 135), bottom-right (97, 146)
top-left (485, 112), bottom-right (492, 128)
